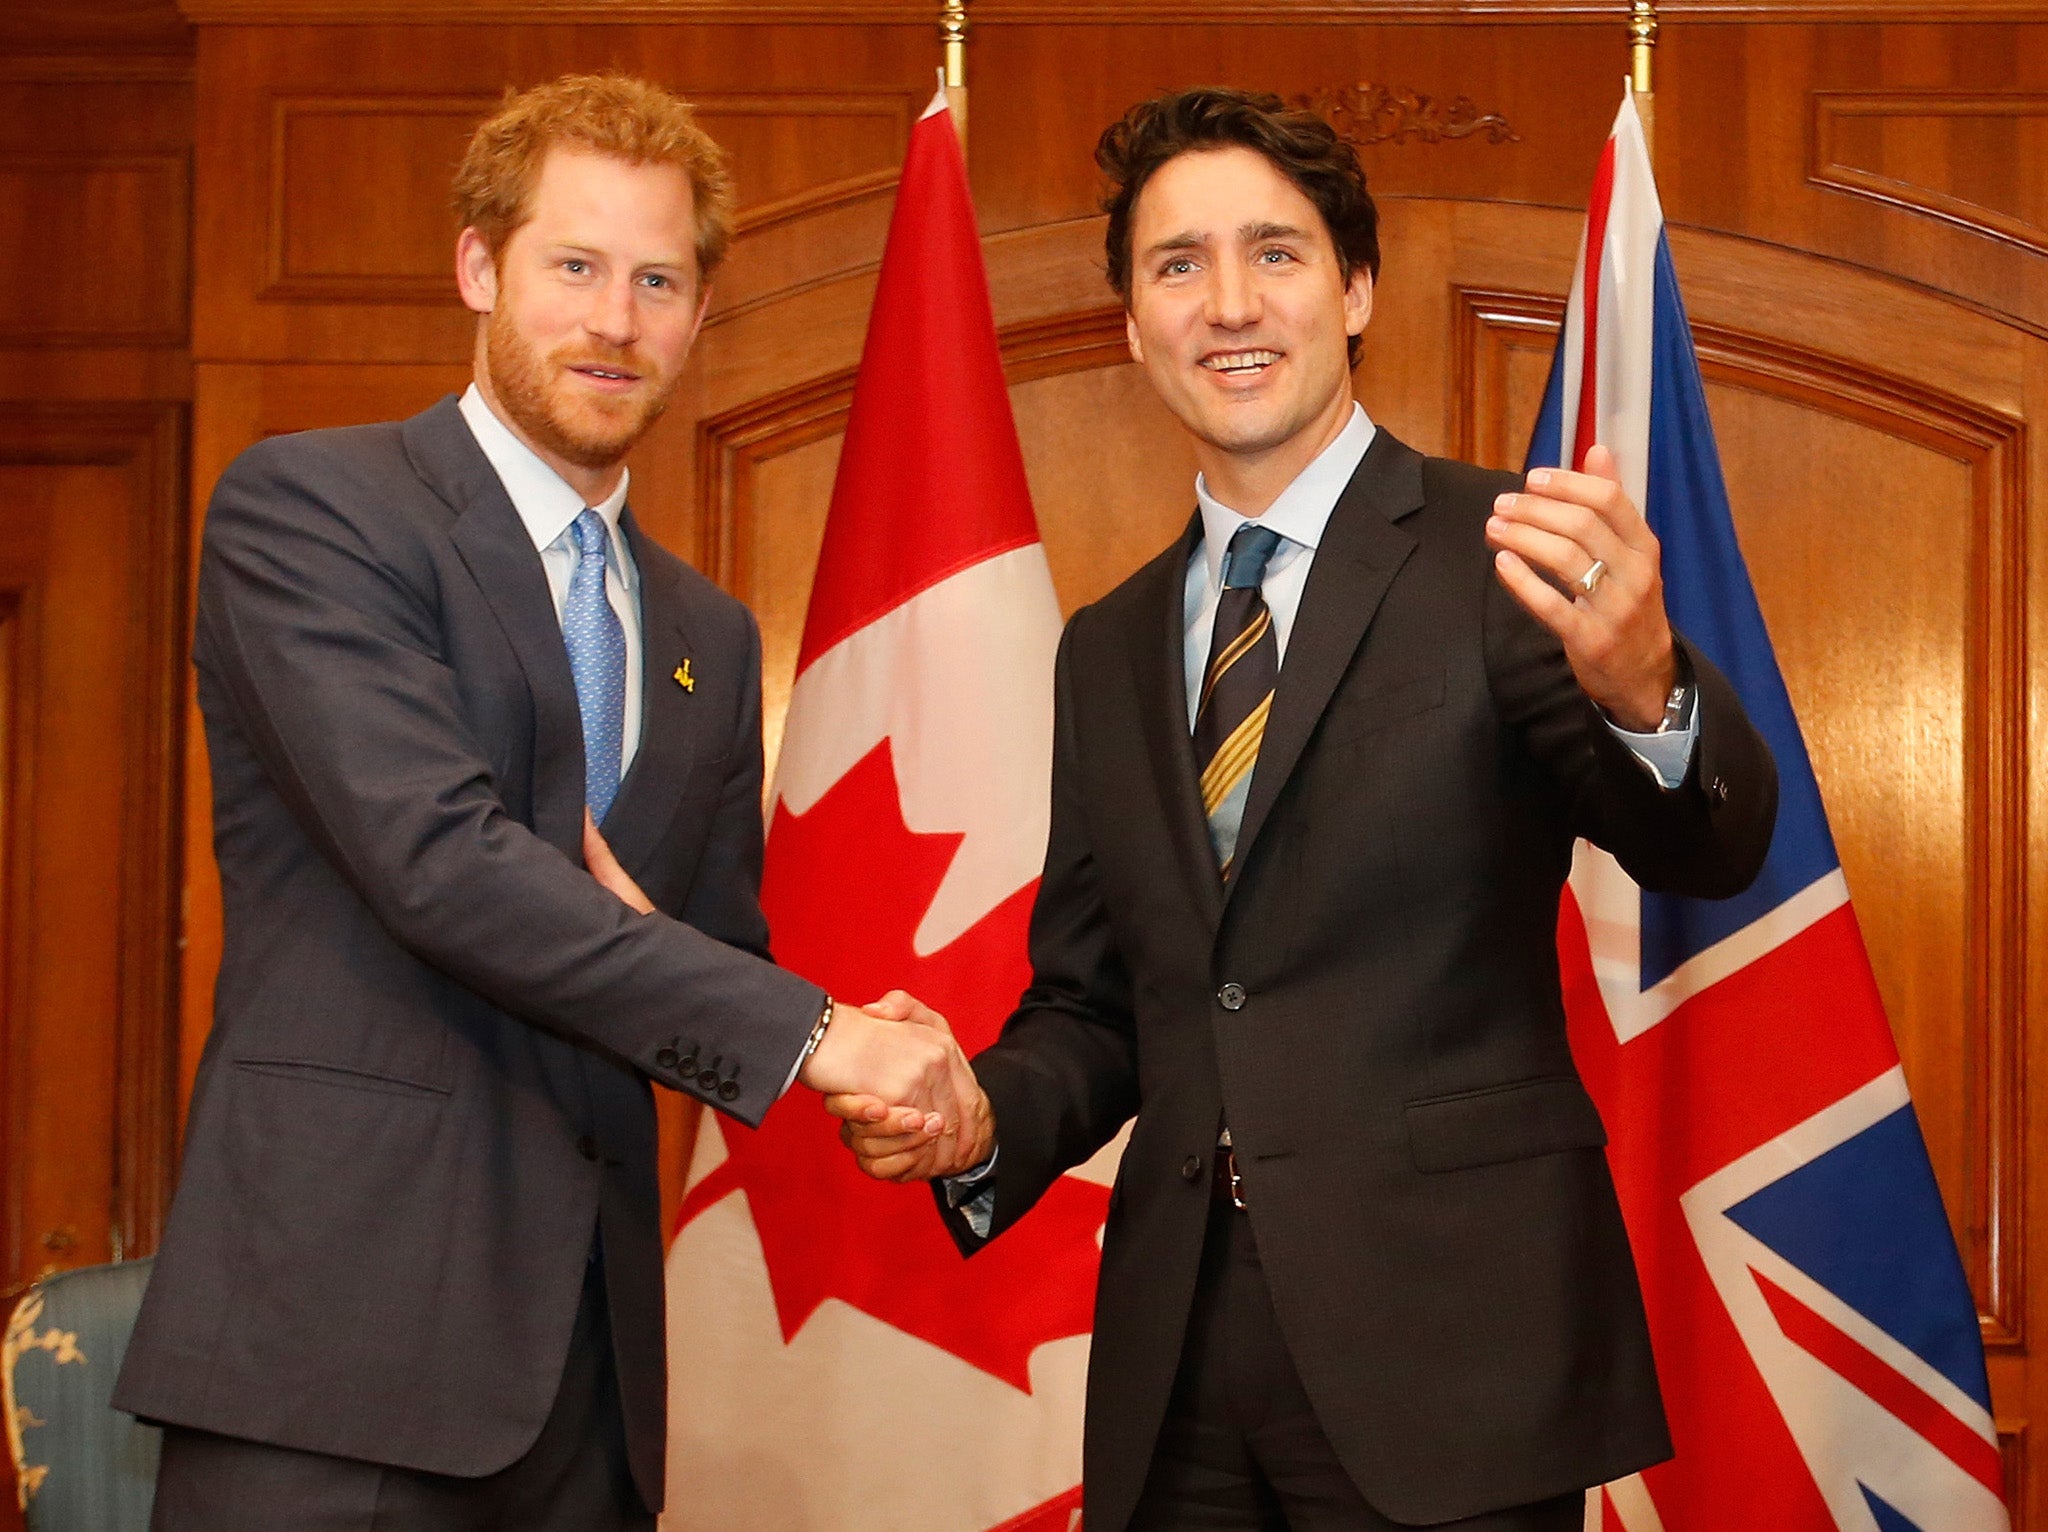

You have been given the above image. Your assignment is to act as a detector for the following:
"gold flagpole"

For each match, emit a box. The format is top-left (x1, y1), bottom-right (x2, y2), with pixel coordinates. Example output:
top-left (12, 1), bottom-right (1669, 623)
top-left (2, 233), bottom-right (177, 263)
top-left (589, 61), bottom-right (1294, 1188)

top-left (942, 0), bottom-right (969, 158)
top-left (1630, 0), bottom-right (1659, 164)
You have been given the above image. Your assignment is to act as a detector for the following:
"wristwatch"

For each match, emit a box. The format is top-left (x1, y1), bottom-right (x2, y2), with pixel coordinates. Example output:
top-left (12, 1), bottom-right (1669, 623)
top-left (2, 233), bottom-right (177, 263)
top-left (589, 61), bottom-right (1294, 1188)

top-left (799, 994), bottom-right (834, 1067)
top-left (1654, 653), bottom-right (1695, 735)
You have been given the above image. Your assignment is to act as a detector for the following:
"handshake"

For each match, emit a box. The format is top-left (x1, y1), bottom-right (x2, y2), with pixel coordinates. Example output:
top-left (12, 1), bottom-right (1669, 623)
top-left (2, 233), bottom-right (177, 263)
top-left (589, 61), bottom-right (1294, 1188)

top-left (584, 814), bottom-right (992, 1182)
top-left (800, 991), bottom-right (996, 1182)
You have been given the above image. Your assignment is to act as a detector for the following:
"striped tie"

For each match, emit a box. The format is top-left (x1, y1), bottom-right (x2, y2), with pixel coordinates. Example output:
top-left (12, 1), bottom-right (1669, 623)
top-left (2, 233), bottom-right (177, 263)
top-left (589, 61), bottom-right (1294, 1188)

top-left (1193, 524), bottom-right (1284, 876)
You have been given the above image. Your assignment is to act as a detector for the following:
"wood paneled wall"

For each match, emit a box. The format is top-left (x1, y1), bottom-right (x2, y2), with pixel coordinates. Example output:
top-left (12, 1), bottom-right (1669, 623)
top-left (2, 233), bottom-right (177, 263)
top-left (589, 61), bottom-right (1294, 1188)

top-left (5, 0), bottom-right (2047, 1526)
top-left (0, 6), bottom-right (191, 1524)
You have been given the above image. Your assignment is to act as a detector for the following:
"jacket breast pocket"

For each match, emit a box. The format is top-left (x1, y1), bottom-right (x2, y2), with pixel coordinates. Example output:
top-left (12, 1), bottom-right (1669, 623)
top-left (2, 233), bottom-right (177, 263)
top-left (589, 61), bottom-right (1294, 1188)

top-left (1404, 1075), bottom-right (1607, 1173)
top-left (1320, 668), bottom-right (1446, 748)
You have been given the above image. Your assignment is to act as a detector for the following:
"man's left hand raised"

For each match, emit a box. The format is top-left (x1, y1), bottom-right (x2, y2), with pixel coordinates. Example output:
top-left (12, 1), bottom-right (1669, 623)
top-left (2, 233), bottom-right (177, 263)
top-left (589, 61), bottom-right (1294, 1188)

top-left (1486, 444), bottom-right (1679, 731)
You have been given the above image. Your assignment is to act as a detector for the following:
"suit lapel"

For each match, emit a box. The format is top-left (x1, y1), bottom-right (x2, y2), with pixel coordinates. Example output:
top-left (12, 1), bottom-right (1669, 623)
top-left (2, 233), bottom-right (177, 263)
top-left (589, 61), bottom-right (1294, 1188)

top-left (1229, 431), bottom-right (1426, 891)
top-left (403, 397), bottom-right (587, 860)
top-left (601, 509), bottom-right (702, 865)
top-left (1126, 514), bottom-right (1226, 932)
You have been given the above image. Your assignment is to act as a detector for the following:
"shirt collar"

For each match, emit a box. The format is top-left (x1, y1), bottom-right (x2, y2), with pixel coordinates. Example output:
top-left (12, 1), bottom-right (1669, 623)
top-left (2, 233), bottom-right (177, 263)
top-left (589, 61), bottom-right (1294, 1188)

top-left (458, 383), bottom-right (634, 585)
top-left (1193, 401), bottom-right (1375, 591)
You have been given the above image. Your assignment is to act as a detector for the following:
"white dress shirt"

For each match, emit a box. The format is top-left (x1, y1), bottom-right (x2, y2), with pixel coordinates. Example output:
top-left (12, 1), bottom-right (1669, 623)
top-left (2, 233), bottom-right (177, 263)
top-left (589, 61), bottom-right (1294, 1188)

top-left (458, 384), bottom-right (645, 773)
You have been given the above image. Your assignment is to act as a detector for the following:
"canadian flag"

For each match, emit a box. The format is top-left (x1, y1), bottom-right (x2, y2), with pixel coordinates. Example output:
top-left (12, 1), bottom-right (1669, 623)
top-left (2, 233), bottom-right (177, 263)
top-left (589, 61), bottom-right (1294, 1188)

top-left (662, 92), bottom-right (1108, 1531)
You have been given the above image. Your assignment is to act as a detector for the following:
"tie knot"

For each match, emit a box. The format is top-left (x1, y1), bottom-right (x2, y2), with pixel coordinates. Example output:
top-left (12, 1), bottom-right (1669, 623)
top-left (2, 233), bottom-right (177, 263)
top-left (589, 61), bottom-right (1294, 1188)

top-left (1220, 524), bottom-right (1284, 591)
top-left (573, 508), bottom-right (610, 563)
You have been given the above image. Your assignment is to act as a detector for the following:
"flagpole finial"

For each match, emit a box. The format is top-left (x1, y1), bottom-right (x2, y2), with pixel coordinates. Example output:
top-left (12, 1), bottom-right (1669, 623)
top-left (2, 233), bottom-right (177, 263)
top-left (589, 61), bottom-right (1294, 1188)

top-left (1629, 0), bottom-right (1658, 96)
top-left (940, 0), bottom-right (969, 155)
top-left (1629, 0), bottom-right (1658, 162)
top-left (941, 0), bottom-right (967, 87)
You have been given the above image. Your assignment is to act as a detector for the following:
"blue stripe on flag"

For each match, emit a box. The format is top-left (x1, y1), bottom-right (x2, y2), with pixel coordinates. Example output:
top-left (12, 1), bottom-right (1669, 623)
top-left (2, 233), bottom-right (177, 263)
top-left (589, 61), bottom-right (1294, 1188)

top-left (1525, 236), bottom-right (1842, 987)
top-left (1527, 338), bottom-right (1566, 477)
top-left (1725, 1104), bottom-right (1992, 1412)
top-left (1635, 235), bottom-right (1840, 985)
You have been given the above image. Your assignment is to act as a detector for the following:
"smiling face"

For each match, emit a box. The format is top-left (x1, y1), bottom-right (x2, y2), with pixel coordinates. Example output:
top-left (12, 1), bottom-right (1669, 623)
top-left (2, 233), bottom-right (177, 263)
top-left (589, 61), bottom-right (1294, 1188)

top-left (1123, 145), bottom-right (1372, 511)
top-left (456, 146), bottom-right (709, 498)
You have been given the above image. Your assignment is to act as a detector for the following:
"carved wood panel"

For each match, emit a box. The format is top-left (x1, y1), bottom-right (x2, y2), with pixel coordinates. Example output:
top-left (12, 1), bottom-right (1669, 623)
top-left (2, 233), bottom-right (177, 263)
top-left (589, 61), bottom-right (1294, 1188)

top-left (0, 405), bottom-right (184, 1302)
top-left (189, 23), bottom-right (945, 362)
top-left (264, 94), bottom-right (497, 302)
top-left (176, 17), bottom-right (2048, 370)
top-left (256, 88), bottom-right (921, 310)
top-left (694, 91), bottom-right (916, 223)
top-left (1811, 90), bottom-right (2048, 256)
top-left (0, 153), bottom-right (188, 345)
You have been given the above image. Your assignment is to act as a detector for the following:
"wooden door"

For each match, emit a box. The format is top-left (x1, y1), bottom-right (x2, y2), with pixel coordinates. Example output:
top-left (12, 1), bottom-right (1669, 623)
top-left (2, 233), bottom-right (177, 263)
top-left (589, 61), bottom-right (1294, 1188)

top-left (0, 406), bottom-right (185, 1292)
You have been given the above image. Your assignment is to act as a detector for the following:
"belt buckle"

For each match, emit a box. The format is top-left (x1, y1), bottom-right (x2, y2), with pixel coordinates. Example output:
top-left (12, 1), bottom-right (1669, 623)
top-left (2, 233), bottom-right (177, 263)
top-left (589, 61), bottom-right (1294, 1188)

top-left (1224, 1145), bottom-right (1247, 1212)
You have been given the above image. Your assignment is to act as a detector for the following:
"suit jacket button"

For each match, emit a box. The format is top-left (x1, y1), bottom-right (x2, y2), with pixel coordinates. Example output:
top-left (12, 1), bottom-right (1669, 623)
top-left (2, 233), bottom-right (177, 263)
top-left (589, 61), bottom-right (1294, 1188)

top-left (655, 1046), bottom-right (680, 1071)
top-left (1217, 983), bottom-right (1246, 1011)
top-left (718, 1080), bottom-right (740, 1103)
top-left (577, 1135), bottom-right (601, 1162)
top-left (697, 1069), bottom-right (719, 1091)
top-left (1181, 1154), bottom-right (1204, 1183)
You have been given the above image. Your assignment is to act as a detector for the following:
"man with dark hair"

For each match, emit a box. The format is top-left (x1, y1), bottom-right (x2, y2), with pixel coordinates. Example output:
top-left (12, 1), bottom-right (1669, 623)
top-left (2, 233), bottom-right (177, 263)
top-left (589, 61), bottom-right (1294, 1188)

top-left (1097, 87), bottom-right (1382, 368)
top-left (834, 86), bottom-right (1777, 1531)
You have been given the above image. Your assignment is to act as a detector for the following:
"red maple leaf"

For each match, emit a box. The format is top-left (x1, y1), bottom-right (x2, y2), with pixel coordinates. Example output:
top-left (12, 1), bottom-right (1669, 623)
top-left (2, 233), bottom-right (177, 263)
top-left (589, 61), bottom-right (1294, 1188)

top-left (676, 739), bottom-right (1109, 1391)
top-left (991, 1486), bottom-right (1084, 1530)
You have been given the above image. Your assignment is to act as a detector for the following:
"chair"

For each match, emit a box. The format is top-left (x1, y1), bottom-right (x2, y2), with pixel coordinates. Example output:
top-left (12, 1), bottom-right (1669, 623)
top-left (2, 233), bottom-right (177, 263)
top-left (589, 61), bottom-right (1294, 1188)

top-left (4, 1257), bottom-right (160, 1532)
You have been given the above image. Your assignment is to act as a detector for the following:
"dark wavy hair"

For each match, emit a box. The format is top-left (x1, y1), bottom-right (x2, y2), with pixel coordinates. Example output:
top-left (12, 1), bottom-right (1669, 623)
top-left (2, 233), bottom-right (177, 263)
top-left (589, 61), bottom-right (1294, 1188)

top-left (1097, 87), bottom-right (1379, 366)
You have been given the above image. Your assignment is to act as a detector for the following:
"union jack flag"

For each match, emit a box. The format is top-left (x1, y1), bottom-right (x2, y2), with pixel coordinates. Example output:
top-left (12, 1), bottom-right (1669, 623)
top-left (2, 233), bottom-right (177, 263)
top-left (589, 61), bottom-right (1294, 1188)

top-left (1527, 93), bottom-right (2009, 1532)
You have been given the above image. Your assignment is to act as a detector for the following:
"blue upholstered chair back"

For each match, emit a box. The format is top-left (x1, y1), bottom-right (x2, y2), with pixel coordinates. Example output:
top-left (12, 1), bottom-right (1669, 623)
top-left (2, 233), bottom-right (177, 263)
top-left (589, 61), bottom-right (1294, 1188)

top-left (4, 1258), bottom-right (159, 1532)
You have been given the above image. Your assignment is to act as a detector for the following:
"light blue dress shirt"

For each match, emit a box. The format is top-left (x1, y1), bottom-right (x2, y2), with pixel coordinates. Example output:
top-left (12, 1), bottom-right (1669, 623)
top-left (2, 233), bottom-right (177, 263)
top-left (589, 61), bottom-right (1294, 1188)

top-left (1184, 403), bottom-right (1697, 786)
top-left (457, 384), bottom-right (644, 772)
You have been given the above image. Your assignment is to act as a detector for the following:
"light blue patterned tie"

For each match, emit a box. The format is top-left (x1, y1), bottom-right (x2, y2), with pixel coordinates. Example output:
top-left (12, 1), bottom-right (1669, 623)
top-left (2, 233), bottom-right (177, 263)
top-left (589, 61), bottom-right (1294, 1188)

top-left (564, 508), bottom-right (626, 822)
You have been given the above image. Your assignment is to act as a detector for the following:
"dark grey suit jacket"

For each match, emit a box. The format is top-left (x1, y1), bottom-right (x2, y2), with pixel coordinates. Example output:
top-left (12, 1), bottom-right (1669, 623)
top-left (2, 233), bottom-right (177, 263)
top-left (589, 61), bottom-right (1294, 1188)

top-left (115, 397), bottom-right (822, 1510)
top-left (941, 430), bottom-right (1778, 1531)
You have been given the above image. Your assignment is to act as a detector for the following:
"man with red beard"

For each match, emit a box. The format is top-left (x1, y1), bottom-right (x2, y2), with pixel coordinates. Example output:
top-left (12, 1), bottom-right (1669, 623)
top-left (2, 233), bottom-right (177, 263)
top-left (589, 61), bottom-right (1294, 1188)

top-left (116, 74), bottom-right (974, 1532)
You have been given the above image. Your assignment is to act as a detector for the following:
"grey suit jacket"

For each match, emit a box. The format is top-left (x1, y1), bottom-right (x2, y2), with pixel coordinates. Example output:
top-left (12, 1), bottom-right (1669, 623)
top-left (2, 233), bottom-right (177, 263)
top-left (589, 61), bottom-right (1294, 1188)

top-left (115, 397), bottom-right (822, 1509)
top-left (941, 431), bottom-right (1778, 1531)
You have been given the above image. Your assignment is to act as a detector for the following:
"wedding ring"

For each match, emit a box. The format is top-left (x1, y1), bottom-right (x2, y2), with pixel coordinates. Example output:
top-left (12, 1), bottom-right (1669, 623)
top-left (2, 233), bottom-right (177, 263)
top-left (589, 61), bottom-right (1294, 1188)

top-left (1574, 558), bottom-right (1608, 598)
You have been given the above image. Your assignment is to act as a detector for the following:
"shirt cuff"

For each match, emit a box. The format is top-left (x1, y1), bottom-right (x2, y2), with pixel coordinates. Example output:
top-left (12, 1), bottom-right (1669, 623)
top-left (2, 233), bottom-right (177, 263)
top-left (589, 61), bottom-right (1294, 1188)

top-left (942, 1146), bottom-right (999, 1238)
top-left (1605, 688), bottom-right (1699, 790)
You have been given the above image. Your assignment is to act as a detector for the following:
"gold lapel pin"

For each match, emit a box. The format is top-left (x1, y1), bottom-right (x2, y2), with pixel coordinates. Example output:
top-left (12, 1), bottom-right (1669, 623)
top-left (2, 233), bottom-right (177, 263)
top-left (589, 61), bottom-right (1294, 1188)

top-left (673, 659), bottom-right (695, 693)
